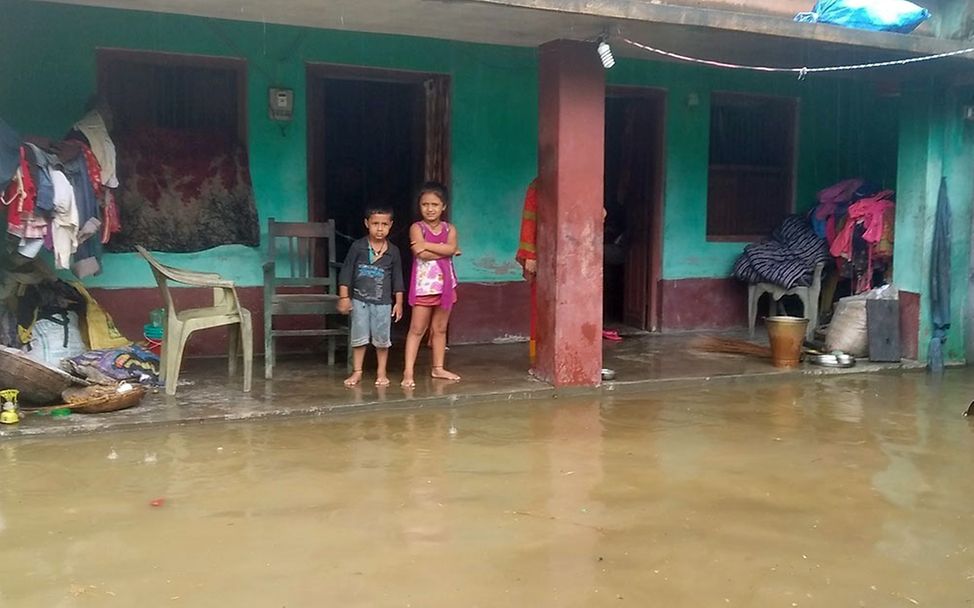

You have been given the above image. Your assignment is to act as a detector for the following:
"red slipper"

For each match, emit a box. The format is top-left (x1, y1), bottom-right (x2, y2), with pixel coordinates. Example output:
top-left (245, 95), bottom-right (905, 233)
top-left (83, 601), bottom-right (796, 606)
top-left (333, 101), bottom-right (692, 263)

top-left (602, 330), bottom-right (622, 342)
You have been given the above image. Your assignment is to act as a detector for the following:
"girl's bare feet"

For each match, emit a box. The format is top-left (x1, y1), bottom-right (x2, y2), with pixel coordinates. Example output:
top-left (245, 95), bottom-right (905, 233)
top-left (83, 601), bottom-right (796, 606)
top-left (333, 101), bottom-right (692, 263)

top-left (401, 375), bottom-right (416, 388)
top-left (344, 370), bottom-right (363, 387)
top-left (375, 376), bottom-right (391, 387)
top-left (431, 366), bottom-right (460, 381)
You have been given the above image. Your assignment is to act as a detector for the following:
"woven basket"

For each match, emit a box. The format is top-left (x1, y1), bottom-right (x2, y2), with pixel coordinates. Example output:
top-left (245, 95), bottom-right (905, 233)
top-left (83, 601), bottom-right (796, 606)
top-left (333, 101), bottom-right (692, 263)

top-left (56, 385), bottom-right (148, 414)
top-left (0, 346), bottom-right (89, 405)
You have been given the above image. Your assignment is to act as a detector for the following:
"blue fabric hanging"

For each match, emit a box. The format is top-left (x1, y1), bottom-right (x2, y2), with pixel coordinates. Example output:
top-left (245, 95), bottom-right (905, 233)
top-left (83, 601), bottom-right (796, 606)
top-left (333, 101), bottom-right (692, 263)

top-left (928, 177), bottom-right (951, 373)
top-left (795, 0), bottom-right (931, 34)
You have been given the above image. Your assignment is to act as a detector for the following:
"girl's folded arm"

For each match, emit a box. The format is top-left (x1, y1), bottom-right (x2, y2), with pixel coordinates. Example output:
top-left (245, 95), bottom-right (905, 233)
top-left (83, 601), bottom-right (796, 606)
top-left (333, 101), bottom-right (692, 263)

top-left (410, 223), bottom-right (429, 256)
top-left (421, 227), bottom-right (458, 257)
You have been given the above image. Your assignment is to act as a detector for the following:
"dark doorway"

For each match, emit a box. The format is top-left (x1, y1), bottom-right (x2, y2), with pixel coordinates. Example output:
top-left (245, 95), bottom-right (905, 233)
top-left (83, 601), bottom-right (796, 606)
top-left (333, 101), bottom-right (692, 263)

top-left (603, 88), bottom-right (665, 332)
top-left (306, 65), bottom-right (449, 338)
top-left (307, 64), bottom-right (450, 266)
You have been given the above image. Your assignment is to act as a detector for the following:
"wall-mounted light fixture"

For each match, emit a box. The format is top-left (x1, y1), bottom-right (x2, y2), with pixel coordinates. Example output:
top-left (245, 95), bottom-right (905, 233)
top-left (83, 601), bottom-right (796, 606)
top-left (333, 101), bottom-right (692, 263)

top-left (597, 37), bottom-right (615, 69)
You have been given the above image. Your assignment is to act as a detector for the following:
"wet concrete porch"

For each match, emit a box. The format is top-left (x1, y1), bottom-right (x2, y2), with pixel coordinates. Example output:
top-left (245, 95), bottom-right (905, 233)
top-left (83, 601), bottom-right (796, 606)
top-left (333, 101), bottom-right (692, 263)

top-left (1, 332), bottom-right (924, 437)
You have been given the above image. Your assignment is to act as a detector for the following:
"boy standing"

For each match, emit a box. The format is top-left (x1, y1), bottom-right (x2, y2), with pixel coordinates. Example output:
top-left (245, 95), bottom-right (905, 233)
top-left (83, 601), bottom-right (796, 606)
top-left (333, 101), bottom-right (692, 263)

top-left (338, 207), bottom-right (404, 387)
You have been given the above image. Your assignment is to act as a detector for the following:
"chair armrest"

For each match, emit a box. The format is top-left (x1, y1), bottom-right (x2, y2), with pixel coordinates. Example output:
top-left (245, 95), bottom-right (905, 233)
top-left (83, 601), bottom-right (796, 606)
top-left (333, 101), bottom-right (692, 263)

top-left (166, 267), bottom-right (236, 288)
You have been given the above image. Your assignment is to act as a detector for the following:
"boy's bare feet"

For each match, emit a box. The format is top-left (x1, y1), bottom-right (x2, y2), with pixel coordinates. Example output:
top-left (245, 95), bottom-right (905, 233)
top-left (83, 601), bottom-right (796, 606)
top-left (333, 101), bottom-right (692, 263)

top-left (344, 370), bottom-right (363, 387)
top-left (401, 375), bottom-right (416, 388)
top-left (375, 376), bottom-right (391, 387)
top-left (431, 366), bottom-right (460, 382)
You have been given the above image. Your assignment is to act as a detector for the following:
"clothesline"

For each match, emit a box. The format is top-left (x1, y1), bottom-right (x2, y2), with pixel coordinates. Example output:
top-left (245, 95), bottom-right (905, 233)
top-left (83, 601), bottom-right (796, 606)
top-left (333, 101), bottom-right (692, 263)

top-left (619, 36), bottom-right (974, 79)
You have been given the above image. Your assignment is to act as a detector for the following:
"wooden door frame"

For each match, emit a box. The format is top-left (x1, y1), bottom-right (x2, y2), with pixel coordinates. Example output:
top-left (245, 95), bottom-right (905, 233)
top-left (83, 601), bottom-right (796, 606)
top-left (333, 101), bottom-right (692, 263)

top-left (305, 62), bottom-right (451, 224)
top-left (605, 85), bottom-right (666, 332)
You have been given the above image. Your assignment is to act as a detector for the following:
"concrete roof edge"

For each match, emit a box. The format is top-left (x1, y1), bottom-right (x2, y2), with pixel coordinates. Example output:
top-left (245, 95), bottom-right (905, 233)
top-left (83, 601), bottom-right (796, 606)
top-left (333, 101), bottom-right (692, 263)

top-left (467, 0), bottom-right (974, 60)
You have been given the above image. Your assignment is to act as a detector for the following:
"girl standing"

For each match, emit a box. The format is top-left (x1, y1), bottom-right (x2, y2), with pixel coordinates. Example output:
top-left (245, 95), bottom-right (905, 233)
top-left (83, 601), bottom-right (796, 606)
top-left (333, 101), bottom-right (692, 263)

top-left (402, 182), bottom-right (460, 388)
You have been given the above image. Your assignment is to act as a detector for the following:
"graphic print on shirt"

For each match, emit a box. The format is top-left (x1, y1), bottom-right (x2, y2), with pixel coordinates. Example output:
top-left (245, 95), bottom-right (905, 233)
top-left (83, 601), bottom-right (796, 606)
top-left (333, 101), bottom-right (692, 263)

top-left (353, 263), bottom-right (387, 301)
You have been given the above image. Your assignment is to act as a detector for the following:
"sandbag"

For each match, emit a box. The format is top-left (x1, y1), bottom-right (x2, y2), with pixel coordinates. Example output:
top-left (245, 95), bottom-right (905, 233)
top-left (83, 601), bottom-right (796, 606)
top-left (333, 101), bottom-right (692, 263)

top-left (795, 0), bottom-right (931, 33)
top-left (826, 297), bottom-right (869, 356)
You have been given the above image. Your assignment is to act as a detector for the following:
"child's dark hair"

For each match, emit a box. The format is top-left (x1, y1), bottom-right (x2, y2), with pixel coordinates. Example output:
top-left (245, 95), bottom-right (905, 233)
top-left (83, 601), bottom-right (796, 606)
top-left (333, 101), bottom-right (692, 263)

top-left (417, 181), bottom-right (449, 205)
top-left (365, 205), bottom-right (394, 220)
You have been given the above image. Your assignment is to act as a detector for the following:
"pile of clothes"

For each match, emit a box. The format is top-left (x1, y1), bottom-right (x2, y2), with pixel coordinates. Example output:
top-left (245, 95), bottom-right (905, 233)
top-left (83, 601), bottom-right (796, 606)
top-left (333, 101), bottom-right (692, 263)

top-left (811, 178), bottom-right (894, 294)
top-left (0, 109), bottom-right (122, 279)
top-left (62, 344), bottom-right (159, 385)
top-left (0, 258), bottom-right (159, 384)
top-left (733, 215), bottom-right (830, 289)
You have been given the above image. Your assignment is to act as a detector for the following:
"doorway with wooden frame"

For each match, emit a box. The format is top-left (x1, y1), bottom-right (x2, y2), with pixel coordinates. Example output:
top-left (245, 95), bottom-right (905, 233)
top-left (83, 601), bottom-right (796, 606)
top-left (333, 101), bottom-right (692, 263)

top-left (603, 86), bottom-right (665, 333)
top-left (307, 64), bottom-right (449, 259)
top-left (306, 64), bottom-right (450, 334)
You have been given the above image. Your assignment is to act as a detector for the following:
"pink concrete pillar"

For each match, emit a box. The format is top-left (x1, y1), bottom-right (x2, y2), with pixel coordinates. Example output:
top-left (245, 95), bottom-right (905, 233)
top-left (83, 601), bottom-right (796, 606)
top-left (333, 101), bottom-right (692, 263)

top-left (535, 39), bottom-right (605, 387)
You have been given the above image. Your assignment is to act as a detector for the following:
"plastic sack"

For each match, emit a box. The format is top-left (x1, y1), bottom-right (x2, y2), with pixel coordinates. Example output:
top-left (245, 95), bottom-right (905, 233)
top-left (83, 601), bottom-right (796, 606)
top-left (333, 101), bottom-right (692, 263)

top-left (26, 312), bottom-right (87, 366)
top-left (795, 0), bottom-right (931, 33)
top-left (69, 281), bottom-right (131, 350)
top-left (824, 284), bottom-right (898, 356)
top-left (826, 297), bottom-right (869, 356)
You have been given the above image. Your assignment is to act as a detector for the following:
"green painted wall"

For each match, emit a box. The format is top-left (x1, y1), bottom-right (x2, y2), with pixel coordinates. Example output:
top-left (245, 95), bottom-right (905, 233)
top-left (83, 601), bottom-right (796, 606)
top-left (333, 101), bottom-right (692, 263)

top-left (0, 0), bottom-right (537, 288)
top-left (608, 59), bottom-right (898, 280)
top-left (0, 0), bottom-right (905, 293)
top-left (894, 79), bottom-right (974, 363)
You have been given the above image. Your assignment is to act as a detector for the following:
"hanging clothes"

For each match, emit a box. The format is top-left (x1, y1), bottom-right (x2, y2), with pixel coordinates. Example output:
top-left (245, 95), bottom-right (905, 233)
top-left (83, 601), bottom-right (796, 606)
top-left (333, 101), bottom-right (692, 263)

top-left (829, 191), bottom-right (895, 293)
top-left (61, 155), bottom-right (102, 278)
top-left (3, 147), bottom-right (39, 241)
top-left (79, 144), bottom-right (103, 198)
top-left (829, 191), bottom-right (894, 260)
top-left (23, 142), bottom-right (56, 215)
top-left (100, 189), bottom-right (122, 244)
top-left (50, 169), bottom-right (79, 270)
top-left (72, 110), bottom-right (118, 188)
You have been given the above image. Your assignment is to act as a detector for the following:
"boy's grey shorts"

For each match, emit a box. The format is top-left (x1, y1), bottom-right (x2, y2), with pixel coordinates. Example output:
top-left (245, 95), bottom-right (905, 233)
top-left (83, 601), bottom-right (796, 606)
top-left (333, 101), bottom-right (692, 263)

top-left (350, 300), bottom-right (392, 348)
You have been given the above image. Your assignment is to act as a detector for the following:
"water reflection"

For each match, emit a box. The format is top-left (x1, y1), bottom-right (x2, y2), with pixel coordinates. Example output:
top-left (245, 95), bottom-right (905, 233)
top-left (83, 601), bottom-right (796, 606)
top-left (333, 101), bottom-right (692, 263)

top-left (2, 371), bottom-right (974, 605)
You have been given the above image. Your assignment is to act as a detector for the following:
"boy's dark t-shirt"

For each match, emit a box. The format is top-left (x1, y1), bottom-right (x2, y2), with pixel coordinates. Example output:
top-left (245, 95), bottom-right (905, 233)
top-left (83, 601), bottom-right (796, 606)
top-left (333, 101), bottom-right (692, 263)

top-left (338, 237), bottom-right (404, 305)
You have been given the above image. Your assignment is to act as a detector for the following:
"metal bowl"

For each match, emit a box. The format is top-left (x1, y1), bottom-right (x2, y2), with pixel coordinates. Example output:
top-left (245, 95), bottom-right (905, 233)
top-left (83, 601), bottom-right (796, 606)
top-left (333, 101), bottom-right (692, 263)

top-left (809, 353), bottom-right (856, 368)
top-left (834, 353), bottom-right (855, 366)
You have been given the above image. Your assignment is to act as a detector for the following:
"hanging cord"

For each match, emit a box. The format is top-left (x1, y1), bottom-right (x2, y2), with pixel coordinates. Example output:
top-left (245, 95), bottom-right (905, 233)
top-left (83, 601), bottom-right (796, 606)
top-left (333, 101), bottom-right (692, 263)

top-left (620, 36), bottom-right (974, 79)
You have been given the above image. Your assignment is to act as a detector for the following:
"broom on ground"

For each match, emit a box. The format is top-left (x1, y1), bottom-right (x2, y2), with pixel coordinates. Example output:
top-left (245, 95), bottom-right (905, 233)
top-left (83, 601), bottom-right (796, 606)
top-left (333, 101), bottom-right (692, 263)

top-left (689, 335), bottom-right (772, 359)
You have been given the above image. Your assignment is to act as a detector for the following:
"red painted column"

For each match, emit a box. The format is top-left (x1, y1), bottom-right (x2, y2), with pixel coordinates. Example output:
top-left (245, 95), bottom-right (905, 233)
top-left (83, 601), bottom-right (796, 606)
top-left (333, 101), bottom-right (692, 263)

top-left (535, 40), bottom-right (605, 387)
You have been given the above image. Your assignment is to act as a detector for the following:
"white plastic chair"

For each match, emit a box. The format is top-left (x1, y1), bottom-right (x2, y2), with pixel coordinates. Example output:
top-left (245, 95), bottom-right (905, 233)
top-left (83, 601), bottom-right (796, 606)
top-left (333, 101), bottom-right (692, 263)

top-left (136, 246), bottom-right (253, 395)
top-left (748, 262), bottom-right (824, 342)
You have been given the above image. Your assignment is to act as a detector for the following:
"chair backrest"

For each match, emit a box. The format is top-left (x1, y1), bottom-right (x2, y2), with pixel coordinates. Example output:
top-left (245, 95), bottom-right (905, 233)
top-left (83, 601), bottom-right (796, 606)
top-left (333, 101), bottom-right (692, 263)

top-left (266, 218), bottom-right (338, 289)
top-left (135, 245), bottom-right (177, 312)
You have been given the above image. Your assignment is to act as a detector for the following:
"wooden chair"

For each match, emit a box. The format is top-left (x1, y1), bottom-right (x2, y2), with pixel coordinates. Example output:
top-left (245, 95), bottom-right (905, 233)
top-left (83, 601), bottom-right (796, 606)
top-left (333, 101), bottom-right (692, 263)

top-left (135, 246), bottom-right (253, 396)
top-left (263, 218), bottom-right (349, 379)
top-left (748, 262), bottom-right (825, 342)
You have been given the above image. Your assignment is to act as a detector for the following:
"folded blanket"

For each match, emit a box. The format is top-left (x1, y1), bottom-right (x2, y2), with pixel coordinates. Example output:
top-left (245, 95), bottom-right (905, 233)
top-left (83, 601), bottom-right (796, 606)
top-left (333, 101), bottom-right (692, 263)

top-left (733, 215), bottom-right (829, 289)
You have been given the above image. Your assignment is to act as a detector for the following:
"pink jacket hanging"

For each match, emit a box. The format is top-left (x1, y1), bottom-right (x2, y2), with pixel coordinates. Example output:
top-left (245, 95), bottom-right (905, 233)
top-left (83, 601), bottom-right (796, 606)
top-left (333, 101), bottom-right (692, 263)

top-left (829, 191), bottom-right (895, 260)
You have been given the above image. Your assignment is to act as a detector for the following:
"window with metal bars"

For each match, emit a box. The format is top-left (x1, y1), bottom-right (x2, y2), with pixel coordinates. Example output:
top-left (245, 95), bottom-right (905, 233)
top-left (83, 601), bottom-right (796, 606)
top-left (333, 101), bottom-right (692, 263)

top-left (706, 92), bottom-right (797, 241)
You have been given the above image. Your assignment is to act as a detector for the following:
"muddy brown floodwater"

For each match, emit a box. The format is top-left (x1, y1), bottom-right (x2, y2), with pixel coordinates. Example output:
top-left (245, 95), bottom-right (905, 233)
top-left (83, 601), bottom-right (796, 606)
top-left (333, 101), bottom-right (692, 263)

top-left (2, 371), bottom-right (974, 607)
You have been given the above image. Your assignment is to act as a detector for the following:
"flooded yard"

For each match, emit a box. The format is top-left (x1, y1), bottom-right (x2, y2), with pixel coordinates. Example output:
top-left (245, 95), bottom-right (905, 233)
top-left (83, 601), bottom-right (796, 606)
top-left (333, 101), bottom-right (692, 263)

top-left (2, 370), bottom-right (974, 606)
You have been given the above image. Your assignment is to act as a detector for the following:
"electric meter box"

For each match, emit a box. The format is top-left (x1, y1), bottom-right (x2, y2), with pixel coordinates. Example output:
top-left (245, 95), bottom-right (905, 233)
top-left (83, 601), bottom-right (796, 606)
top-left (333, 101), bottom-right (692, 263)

top-left (268, 88), bottom-right (294, 121)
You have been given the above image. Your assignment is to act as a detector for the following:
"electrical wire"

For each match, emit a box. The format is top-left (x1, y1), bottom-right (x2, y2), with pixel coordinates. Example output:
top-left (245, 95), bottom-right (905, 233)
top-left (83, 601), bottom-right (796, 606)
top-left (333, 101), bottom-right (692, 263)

top-left (620, 36), bottom-right (974, 79)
